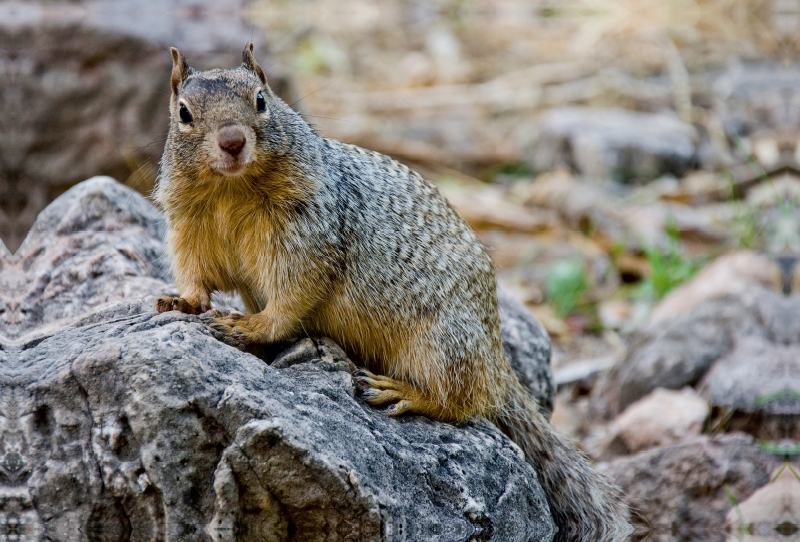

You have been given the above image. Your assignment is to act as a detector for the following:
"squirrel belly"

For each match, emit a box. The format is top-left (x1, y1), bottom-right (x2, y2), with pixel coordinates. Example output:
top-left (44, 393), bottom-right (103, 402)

top-left (155, 43), bottom-right (632, 542)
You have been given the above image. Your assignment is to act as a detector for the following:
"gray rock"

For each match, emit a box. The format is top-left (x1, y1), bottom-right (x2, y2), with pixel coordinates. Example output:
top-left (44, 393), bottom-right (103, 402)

top-left (596, 288), bottom-right (800, 420)
top-left (0, 177), bottom-right (559, 540)
top-left (606, 433), bottom-right (781, 542)
top-left (647, 251), bottom-right (776, 325)
top-left (497, 286), bottom-right (554, 417)
top-left (0, 2), bottom-right (294, 252)
top-left (594, 293), bottom-right (766, 417)
top-left (1, 176), bottom-right (173, 345)
top-left (529, 106), bottom-right (699, 183)
top-left (699, 336), bottom-right (800, 417)
top-left (607, 387), bottom-right (709, 455)
top-left (2, 310), bottom-right (553, 541)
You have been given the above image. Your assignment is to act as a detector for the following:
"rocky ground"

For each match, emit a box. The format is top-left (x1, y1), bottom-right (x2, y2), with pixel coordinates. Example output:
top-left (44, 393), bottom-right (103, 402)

top-left (3, 178), bottom-right (796, 542)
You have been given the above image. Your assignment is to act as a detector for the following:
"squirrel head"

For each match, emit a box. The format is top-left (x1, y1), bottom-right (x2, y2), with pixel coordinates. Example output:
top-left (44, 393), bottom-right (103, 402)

top-left (166, 43), bottom-right (288, 181)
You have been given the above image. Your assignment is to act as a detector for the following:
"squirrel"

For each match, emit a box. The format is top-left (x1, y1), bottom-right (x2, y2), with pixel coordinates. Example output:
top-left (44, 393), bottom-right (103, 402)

top-left (154, 43), bottom-right (631, 542)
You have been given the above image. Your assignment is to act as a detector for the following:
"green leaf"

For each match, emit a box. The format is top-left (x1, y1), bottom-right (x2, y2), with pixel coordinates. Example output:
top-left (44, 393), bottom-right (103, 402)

top-left (545, 259), bottom-right (589, 317)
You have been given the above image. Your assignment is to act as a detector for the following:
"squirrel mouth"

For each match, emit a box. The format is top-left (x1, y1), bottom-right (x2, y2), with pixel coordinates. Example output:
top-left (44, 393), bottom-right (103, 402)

top-left (210, 159), bottom-right (247, 176)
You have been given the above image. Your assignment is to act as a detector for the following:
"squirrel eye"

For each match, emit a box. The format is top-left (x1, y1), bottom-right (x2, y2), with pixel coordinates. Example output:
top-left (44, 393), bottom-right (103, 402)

top-left (256, 92), bottom-right (266, 113)
top-left (179, 103), bottom-right (193, 124)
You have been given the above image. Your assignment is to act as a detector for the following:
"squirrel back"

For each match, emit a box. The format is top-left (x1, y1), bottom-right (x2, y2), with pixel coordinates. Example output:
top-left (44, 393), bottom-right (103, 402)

top-left (156, 44), bottom-right (631, 541)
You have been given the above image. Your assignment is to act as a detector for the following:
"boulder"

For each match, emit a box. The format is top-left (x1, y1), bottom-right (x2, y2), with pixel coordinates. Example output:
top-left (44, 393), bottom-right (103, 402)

top-left (595, 294), bottom-right (763, 417)
top-left (596, 287), bottom-right (800, 436)
top-left (528, 106), bottom-right (699, 183)
top-left (0, 176), bottom-right (172, 344)
top-left (4, 309), bottom-right (553, 541)
top-left (0, 177), bottom-right (559, 540)
top-left (606, 433), bottom-right (781, 542)
top-left (648, 251), bottom-right (776, 325)
top-left (699, 336), bottom-right (800, 418)
top-left (595, 292), bottom-right (800, 417)
top-left (0, 0), bottom-right (294, 252)
top-left (497, 286), bottom-right (554, 416)
top-left (607, 387), bottom-right (709, 455)
top-left (726, 465), bottom-right (800, 541)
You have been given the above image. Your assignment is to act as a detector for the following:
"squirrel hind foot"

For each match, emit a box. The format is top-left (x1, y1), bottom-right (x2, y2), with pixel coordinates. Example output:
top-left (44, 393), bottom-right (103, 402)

top-left (155, 296), bottom-right (210, 315)
top-left (354, 369), bottom-right (439, 418)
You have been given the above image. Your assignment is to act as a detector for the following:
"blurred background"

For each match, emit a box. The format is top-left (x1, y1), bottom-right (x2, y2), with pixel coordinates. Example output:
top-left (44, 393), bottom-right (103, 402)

top-left (4, 0), bottom-right (800, 539)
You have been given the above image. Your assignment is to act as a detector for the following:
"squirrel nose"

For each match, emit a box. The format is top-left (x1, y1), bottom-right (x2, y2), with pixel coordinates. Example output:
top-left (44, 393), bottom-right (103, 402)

top-left (218, 126), bottom-right (246, 157)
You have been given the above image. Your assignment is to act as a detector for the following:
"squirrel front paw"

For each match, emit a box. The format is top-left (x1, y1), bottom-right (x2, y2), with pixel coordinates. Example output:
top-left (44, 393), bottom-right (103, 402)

top-left (155, 295), bottom-right (211, 315)
top-left (209, 313), bottom-right (269, 345)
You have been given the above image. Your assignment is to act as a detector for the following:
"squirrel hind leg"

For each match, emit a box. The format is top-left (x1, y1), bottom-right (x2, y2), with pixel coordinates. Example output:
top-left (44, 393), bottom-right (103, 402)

top-left (353, 368), bottom-right (471, 421)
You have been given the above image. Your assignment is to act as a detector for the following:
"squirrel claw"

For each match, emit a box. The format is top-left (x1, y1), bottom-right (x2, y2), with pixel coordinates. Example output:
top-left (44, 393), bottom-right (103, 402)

top-left (386, 400), bottom-right (413, 417)
top-left (208, 322), bottom-right (246, 345)
top-left (355, 371), bottom-right (419, 416)
top-left (209, 314), bottom-right (267, 345)
top-left (155, 295), bottom-right (176, 313)
top-left (353, 376), bottom-right (370, 391)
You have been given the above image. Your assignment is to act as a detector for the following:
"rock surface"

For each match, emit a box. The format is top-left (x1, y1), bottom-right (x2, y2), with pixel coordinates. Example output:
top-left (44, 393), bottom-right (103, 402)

top-left (607, 387), bottom-right (709, 455)
top-left (528, 107), bottom-right (699, 183)
top-left (606, 433), bottom-right (781, 542)
top-left (726, 465), bottom-right (800, 541)
top-left (0, 1), bottom-right (294, 252)
top-left (595, 288), bottom-right (800, 418)
top-left (497, 286), bottom-right (555, 416)
top-left (699, 335), bottom-right (800, 423)
top-left (7, 309), bottom-right (553, 541)
top-left (648, 251), bottom-right (776, 325)
top-left (0, 177), bottom-right (559, 541)
top-left (1, 177), bottom-right (172, 344)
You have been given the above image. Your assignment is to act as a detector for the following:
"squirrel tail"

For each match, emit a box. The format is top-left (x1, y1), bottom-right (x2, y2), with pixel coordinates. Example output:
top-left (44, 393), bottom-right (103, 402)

top-left (493, 381), bottom-right (631, 542)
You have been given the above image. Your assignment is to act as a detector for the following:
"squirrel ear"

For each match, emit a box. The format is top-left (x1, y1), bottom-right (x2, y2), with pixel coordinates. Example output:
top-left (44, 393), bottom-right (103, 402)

top-left (242, 42), bottom-right (267, 85)
top-left (170, 47), bottom-right (192, 95)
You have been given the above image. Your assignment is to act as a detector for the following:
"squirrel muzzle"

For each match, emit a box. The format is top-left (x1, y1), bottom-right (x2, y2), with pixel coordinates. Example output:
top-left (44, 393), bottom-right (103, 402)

top-left (208, 124), bottom-right (255, 176)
